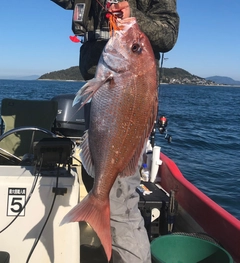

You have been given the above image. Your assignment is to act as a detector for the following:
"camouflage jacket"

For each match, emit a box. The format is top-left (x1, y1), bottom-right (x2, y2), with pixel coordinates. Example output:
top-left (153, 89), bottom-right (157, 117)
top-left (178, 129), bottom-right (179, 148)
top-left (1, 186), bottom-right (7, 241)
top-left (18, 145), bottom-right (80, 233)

top-left (130, 0), bottom-right (179, 53)
top-left (52, 0), bottom-right (179, 53)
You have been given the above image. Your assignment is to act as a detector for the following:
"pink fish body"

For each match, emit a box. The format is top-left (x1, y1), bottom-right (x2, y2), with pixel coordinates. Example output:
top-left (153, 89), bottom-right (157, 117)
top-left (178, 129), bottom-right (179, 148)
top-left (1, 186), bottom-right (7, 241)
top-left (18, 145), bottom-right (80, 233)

top-left (62, 17), bottom-right (158, 261)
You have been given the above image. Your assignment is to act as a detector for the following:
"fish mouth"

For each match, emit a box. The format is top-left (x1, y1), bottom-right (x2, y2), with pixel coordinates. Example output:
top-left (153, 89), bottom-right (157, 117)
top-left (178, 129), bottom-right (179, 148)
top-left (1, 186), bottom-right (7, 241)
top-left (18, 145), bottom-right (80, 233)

top-left (116, 17), bottom-right (137, 32)
top-left (117, 17), bottom-right (136, 24)
top-left (102, 17), bottom-right (138, 72)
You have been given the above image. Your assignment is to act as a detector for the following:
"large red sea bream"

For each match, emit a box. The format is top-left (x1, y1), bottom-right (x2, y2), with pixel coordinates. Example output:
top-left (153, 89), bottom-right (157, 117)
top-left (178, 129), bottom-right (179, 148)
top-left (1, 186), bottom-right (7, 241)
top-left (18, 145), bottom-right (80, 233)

top-left (62, 17), bottom-right (158, 261)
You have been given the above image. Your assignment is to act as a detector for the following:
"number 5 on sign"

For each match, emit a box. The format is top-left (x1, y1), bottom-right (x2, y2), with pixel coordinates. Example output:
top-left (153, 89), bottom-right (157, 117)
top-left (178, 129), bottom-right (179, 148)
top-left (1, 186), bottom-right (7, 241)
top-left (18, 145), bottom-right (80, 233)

top-left (7, 188), bottom-right (26, 216)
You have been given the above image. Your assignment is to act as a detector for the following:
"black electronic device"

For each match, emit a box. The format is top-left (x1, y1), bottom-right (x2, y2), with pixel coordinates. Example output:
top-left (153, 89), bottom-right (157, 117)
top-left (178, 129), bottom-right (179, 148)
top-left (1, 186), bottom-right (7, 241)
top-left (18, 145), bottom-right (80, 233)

top-left (33, 137), bottom-right (73, 167)
top-left (137, 182), bottom-right (170, 240)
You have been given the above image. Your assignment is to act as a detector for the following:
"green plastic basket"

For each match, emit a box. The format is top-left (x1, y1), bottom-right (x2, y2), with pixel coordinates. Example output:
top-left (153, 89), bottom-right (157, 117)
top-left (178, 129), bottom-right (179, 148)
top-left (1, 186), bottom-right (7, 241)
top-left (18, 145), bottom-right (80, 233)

top-left (151, 235), bottom-right (233, 263)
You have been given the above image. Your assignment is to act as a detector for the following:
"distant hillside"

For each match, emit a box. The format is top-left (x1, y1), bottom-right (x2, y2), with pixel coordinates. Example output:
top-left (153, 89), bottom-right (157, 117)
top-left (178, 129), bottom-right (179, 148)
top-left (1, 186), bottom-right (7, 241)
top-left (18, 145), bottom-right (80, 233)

top-left (161, 67), bottom-right (198, 79)
top-left (39, 66), bottom-right (212, 85)
top-left (161, 67), bottom-right (205, 82)
top-left (39, 66), bottom-right (83, 81)
top-left (206, 76), bottom-right (240, 85)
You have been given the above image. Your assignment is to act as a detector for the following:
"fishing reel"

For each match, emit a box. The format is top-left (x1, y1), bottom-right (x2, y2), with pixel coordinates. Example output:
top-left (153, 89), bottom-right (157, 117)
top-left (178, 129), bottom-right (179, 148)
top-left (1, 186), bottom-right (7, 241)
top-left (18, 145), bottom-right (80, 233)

top-left (157, 116), bottom-right (172, 143)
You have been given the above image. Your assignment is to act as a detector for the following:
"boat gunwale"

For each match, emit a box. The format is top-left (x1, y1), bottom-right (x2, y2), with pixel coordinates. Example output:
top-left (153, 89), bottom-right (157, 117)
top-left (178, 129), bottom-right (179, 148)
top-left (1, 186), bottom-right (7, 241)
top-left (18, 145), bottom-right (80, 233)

top-left (159, 152), bottom-right (240, 263)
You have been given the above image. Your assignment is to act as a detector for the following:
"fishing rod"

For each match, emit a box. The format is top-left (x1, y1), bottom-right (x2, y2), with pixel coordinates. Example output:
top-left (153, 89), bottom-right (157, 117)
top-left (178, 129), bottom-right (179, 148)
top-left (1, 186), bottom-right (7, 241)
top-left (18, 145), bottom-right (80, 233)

top-left (150, 53), bottom-right (172, 148)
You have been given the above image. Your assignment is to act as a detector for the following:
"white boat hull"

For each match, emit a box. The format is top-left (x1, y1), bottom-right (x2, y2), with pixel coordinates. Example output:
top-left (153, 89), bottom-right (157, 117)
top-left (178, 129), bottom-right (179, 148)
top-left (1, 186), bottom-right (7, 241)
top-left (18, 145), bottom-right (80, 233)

top-left (0, 166), bottom-right (80, 263)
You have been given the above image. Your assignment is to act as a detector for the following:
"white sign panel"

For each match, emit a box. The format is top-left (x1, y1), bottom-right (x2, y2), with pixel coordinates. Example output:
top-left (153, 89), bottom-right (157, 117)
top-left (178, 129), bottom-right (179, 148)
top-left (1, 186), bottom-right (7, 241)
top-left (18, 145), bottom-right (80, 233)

top-left (7, 188), bottom-right (26, 216)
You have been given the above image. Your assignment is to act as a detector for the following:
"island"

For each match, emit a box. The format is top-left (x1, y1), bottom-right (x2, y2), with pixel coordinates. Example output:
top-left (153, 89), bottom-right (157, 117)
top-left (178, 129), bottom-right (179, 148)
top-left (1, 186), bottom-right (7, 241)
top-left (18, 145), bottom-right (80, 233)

top-left (39, 66), bottom-right (216, 85)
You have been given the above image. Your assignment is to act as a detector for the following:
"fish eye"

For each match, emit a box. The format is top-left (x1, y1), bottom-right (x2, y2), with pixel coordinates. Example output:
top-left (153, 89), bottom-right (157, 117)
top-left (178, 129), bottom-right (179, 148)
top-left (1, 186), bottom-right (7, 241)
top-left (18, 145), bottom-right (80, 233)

top-left (131, 43), bottom-right (142, 53)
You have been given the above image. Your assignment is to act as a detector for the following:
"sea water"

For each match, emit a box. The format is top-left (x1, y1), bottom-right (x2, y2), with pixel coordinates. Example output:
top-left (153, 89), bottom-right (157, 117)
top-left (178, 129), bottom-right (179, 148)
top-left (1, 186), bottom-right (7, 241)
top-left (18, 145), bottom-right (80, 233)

top-left (0, 79), bottom-right (239, 220)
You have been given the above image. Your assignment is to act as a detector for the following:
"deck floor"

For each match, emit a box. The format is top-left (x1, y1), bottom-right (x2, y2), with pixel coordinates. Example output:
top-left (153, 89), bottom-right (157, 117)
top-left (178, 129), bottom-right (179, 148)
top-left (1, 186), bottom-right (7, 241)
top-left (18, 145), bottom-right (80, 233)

top-left (80, 245), bottom-right (110, 263)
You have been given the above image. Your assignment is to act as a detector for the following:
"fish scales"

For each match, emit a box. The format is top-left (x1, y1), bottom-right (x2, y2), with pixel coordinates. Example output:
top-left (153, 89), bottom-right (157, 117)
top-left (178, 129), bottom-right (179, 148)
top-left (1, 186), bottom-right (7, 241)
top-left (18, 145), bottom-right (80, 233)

top-left (62, 17), bottom-right (158, 261)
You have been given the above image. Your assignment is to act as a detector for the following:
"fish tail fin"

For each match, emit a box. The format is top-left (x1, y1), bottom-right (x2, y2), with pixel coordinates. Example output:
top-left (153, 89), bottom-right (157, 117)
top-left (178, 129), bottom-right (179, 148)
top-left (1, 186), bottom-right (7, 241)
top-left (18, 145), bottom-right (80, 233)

top-left (61, 193), bottom-right (112, 261)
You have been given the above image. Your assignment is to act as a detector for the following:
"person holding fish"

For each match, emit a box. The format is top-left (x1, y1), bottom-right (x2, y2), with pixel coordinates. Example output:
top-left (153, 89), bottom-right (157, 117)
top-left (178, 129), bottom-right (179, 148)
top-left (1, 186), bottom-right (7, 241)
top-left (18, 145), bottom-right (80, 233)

top-left (52, 0), bottom-right (179, 262)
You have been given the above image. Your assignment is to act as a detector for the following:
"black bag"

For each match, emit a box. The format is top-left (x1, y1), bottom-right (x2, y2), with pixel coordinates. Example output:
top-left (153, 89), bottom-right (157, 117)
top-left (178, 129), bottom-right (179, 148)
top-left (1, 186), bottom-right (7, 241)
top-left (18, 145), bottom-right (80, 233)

top-left (72, 0), bottom-right (92, 35)
top-left (52, 0), bottom-right (92, 35)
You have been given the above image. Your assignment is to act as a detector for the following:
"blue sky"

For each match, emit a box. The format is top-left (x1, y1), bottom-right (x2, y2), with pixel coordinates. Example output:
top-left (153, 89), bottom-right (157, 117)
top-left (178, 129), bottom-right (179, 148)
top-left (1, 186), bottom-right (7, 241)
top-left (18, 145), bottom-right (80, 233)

top-left (0, 0), bottom-right (239, 80)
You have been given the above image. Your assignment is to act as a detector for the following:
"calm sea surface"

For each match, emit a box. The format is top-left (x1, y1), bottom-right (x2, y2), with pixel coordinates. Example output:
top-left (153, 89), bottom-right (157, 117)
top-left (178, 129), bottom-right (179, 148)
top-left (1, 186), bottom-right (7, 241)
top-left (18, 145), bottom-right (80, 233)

top-left (0, 79), bottom-right (239, 220)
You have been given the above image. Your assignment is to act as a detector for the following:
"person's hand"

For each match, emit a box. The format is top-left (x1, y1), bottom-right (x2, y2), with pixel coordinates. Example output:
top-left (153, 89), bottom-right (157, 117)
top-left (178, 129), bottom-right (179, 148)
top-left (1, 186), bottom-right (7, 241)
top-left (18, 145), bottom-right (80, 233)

top-left (108, 1), bottom-right (130, 19)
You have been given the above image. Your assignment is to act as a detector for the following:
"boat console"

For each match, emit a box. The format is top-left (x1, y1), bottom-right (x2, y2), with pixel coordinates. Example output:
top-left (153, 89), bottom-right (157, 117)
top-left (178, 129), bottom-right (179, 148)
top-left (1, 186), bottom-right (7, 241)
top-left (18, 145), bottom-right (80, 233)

top-left (0, 97), bottom-right (84, 263)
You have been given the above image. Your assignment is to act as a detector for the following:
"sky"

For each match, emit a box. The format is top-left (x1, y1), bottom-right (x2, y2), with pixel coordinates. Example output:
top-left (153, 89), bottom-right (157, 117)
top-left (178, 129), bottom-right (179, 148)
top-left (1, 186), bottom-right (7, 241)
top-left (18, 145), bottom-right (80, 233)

top-left (0, 0), bottom-right (239, 80)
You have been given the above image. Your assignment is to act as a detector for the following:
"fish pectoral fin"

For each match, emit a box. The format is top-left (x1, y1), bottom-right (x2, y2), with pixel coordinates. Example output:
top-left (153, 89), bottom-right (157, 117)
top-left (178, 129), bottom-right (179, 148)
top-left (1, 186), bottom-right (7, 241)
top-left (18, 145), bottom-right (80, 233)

top-left (72, 80), bottom-right (95, 108)
top-left (73, 74), bottom-right (114, 108)
top-left (61, 193), bottom-right (112, 261)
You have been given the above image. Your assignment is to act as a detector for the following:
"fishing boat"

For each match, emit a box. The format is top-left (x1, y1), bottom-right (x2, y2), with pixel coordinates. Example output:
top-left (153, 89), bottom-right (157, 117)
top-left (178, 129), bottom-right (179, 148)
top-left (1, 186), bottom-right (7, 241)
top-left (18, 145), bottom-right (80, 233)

top-left (0, 95), bottom-right (239, 263)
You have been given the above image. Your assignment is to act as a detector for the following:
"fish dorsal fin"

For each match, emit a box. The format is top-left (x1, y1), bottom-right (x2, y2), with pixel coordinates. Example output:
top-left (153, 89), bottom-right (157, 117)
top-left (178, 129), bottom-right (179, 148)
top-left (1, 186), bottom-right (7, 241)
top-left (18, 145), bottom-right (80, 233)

top-left (80, 131), bottom-right (95, 178)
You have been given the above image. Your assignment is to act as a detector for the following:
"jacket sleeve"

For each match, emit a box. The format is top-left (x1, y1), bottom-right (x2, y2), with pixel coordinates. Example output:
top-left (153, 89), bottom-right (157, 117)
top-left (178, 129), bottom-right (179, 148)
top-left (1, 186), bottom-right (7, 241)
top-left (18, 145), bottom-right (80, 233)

top-left (130, 0), bottom-right (179, 53)
top-left (51, 0), bottom-right (74, 10)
